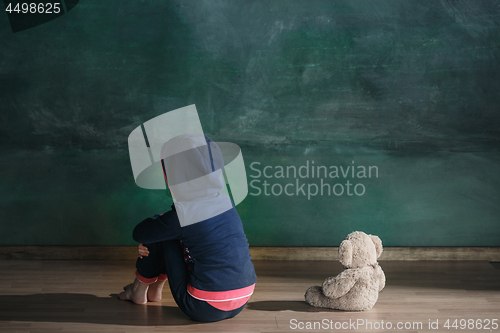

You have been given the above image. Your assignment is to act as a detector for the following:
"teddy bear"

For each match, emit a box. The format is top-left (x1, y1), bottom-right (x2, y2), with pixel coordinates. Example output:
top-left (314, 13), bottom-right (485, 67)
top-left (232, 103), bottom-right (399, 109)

top-left (305, 231), bottom-right (385, 311)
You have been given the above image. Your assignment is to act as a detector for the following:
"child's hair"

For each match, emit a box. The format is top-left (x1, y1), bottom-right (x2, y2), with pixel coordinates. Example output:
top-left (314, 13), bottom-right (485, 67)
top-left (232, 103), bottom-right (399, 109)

top-left (160, 159), bottom-right (172, 198)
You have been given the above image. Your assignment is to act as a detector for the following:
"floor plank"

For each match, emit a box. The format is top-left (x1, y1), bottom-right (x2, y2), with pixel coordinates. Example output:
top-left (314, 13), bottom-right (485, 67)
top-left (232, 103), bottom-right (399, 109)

top-left (0, 260), bottom-right (498, 332)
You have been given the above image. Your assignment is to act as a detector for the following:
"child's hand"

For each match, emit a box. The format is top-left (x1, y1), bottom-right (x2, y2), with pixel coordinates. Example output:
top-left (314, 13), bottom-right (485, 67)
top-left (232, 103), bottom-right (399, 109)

top-left (138, 243), bottom-right (149, 259)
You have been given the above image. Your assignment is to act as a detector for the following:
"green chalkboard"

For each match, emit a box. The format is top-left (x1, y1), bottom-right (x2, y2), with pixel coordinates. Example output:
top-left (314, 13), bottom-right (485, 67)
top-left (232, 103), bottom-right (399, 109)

top-left (0, 0), bottom-right (499, 246)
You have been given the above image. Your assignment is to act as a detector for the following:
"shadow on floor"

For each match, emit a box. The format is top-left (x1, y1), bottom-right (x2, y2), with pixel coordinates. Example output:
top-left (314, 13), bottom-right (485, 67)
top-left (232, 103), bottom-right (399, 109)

top-left (247, 300), bottom-right (339, 312)
top-left (0, 293), bottom-right (194, 326)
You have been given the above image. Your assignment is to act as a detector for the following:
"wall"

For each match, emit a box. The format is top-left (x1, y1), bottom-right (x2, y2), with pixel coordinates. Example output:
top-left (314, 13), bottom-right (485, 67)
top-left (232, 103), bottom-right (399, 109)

top-left (0, 0), bottom-right (499, 246)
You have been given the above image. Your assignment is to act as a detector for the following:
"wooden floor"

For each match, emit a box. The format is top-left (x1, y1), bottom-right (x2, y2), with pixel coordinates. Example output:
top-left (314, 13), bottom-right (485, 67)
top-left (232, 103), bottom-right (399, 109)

top-left (0, 260), bottom-right (499, 333)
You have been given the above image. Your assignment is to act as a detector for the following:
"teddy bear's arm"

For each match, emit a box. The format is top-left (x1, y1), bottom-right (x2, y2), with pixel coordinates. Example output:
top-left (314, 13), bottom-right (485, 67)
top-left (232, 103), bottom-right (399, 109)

top-left (322, 270), bottom-right (358, 299)
top-left (376, 265), bottom-right (386, 292)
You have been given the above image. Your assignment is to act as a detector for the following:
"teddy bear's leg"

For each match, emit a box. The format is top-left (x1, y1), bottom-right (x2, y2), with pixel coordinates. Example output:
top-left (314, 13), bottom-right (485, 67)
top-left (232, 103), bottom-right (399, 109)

top-left (305, 286), bottom-right (341, 309)
top-left (305, 286), bottom-right (323, 307)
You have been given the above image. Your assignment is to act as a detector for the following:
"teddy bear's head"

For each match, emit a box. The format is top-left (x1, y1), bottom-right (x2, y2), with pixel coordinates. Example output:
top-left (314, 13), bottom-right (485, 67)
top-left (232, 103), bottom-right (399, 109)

top-left (338, 231), bottom-right (383, 269)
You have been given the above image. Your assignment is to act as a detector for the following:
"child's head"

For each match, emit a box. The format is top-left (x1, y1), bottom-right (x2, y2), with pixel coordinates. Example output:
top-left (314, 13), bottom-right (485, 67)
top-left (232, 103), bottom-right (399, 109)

top-left (160, 134), bottom-right (225, 201)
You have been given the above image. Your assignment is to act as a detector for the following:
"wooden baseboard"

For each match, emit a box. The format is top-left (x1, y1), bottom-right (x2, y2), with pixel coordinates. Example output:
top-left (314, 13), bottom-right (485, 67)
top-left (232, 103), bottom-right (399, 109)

top-left (250, 247), bottom-right (500, 261)
top-left (0, 246), bottom-right (499, 261)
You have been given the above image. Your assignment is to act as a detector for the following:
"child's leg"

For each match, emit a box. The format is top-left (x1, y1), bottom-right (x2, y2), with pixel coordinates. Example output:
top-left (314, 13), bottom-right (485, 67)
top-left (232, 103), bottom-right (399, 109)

top-left (158, 239), bottom-right (189, 305)
top-left (121, 239), bottom-right (247, 320)
top-left (135, 241), bottom-right (168, 282)
top-left (135, 241), bottom-right (169, 301)
top-left (147, 276), bottom-right (168, 302)
top-left (118, 278), bottom-right (148, 304)
top-left (119, 242), bottom-right (168, 303)
top-left (124, 277), bottom-right (168, 302)
top-left (160, 240), bottom-right (245, 322)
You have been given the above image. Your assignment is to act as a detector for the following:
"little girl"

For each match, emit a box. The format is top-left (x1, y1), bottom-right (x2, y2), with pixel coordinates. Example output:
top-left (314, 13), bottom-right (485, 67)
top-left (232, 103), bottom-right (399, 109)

top-left (118, 134), bottom-right (256, 322)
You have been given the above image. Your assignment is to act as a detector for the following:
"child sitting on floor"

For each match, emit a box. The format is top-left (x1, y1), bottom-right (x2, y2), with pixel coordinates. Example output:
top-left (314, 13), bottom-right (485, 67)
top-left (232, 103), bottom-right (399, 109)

top-left (118, 134), bottom-right (256, 322)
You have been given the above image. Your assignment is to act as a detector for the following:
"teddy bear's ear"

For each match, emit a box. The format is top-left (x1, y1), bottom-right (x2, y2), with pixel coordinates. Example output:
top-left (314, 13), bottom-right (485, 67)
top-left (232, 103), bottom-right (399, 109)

top-left (338, 240), bottom-right (353, 267)
top-left (369, 235), bottom-right (383, 258)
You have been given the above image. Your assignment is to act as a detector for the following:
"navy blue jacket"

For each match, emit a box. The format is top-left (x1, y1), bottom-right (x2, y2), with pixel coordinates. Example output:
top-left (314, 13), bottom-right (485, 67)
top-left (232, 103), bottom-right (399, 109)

top-left (133, 203), bottom-right (256, 292)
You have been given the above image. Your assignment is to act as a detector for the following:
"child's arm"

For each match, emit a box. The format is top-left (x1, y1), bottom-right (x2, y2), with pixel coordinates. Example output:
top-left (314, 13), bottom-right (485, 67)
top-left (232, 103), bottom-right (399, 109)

top-left (133, 204), bottom-right (182, 244)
